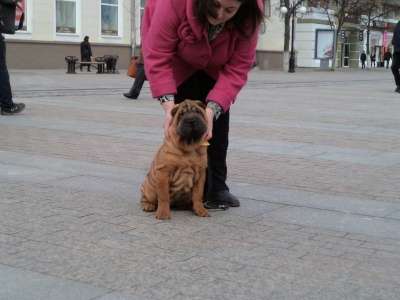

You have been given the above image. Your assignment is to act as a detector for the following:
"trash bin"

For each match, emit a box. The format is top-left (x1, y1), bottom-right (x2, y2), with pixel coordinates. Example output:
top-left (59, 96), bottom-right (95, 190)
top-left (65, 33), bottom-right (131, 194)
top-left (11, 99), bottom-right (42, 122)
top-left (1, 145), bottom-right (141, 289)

top-left (65, 56), bottom-right (78, 74)
top-left (320, 58), bottom-right (330, 70)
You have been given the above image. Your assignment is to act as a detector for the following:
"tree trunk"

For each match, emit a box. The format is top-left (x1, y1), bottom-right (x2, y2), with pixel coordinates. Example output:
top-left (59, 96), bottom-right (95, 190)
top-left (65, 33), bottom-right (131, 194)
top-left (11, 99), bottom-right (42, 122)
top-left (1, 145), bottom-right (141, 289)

top-left (331, 29), bottom-right (339, 71)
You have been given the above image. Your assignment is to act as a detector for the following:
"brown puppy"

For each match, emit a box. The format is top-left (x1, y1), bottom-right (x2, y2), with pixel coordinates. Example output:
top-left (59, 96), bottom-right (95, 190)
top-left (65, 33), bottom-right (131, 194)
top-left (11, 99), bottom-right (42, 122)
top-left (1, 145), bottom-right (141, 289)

top-left (140, 100), bottom-right (209, 219)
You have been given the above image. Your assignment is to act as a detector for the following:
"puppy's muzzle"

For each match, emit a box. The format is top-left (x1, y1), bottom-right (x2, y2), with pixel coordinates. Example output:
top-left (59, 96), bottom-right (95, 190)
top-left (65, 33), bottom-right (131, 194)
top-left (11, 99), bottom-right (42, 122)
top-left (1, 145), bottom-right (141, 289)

top-left (177, 113), bottom-right (207, 145)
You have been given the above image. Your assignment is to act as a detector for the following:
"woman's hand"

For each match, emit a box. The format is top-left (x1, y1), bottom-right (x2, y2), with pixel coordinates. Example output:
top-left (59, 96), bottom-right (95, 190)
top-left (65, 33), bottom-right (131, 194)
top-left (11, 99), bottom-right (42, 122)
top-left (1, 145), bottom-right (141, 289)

top-left (205, 107), bottom-right (214, 141)
top-left (162, 101), bottom-right (175, 138)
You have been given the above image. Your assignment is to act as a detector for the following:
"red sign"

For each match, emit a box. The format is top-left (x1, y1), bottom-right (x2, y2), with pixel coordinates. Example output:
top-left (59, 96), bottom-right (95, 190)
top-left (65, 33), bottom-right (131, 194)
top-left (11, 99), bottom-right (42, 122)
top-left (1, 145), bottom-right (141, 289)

top-left (383, 31), bottom-right (388, 48)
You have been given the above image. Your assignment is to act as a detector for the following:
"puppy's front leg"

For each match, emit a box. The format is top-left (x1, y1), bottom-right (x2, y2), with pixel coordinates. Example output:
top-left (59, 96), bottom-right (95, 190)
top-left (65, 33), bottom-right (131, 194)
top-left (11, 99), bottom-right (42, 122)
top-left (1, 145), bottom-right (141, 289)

top-left (192, 170), bottom-right (208, 217)
top-left (155, 171), bottom-right (171, 220)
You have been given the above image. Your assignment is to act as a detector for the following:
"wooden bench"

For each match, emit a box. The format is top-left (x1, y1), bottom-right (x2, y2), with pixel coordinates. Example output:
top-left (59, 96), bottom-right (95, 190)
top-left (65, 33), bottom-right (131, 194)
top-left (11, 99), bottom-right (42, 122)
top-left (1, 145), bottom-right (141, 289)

top-left (78, 61), bottom-right (106, 74)
top-left (65, 56), bottom-right (106, 74)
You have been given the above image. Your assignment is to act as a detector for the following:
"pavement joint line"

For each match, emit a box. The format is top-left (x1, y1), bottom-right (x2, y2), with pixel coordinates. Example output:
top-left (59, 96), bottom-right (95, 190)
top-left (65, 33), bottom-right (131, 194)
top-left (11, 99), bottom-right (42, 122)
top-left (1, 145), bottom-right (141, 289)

top-left (239, 195), bottom-right (400, 222)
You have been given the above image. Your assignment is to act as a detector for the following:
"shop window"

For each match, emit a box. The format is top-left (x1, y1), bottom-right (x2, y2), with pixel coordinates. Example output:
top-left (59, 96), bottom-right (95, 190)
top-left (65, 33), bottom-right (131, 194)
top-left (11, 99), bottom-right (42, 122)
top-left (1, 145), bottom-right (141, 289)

top-left (134, 0), bottom-right (146, 45)
top-left (15, 0), bottom-right (27, 31)
top-left (56, 0), bottom-right (77, 34)
top-left (101, 0), bottom-right (119, 36)
top-left (264, 0), bottom-right (271, 17)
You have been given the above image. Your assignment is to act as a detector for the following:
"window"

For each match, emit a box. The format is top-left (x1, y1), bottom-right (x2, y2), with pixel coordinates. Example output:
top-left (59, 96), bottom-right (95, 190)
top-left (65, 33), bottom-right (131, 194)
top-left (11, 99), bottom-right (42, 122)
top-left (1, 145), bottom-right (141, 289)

top-left (134, 0), bottom-right (146, 45)
top-left (264, 0), bottom-right (271, 18)
top-left (56, 0), bottom-right (77, 34)
top-left (101, 0), bottom-right (119, 36)
top-left (315, 29), bottom-right (334, 59)
top-left (15, 0), bottom-right (27, 31)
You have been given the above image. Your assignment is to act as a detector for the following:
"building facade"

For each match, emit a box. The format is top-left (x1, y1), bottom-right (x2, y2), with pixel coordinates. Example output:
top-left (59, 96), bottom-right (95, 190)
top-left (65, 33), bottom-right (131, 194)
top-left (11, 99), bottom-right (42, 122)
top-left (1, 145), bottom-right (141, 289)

top-left (256, 0), bottom-right (287, 70)
top-left (294, 0), bottom-right (400, 69)
top-left (256, 0), bottom-right (400, 70)
top-left (5, 0), bottom-right (400, 70)
top-left (5, 0), bottom-right (133, 69)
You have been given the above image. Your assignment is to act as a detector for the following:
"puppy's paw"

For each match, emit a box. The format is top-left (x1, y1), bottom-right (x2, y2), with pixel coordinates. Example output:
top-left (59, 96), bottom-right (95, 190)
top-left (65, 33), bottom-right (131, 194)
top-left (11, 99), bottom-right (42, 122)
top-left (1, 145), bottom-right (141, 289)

top-left (193, 206), bottom-right (209, 217)
top-left (155, 208), bottom-right (171, 220)
top-left (141, 202), bottom-right (156, 212)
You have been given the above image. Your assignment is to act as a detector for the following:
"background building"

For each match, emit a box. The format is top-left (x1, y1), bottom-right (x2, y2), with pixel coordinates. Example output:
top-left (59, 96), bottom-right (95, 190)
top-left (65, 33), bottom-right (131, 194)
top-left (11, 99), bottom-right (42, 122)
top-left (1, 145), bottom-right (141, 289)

top-left (5, 0), bottom-right (133, 69)
top-left (5, 0), bottom-right (400, 70)
top-left (256, 0), bottom-right (287, 70)
top-left (257, 0), bottom-right (400, 70)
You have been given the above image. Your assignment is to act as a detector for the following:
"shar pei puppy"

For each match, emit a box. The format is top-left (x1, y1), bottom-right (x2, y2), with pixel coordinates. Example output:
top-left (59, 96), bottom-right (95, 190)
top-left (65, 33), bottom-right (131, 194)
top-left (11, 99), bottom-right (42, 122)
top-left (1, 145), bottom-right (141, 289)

top-left (140, 99), bottom-right (209, 219)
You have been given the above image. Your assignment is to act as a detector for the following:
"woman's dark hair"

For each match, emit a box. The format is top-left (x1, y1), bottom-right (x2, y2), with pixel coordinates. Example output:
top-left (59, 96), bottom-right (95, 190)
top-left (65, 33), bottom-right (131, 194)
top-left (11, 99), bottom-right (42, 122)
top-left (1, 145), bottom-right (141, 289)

top-left (195, 0), bottom-right (264, 37)
top-left (84, 36), bottom-right (89, 42)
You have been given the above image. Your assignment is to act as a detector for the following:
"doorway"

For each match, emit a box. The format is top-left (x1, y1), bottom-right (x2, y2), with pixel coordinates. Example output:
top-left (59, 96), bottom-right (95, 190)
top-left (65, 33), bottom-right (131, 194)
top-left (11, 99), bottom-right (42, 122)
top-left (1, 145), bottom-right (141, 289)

top-left (342, 43), bottom-right (350, 67)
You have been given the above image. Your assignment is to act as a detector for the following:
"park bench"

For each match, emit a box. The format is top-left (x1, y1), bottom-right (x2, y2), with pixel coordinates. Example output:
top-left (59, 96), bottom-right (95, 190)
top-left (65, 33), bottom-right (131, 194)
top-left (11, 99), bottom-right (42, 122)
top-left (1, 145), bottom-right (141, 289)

top-left (65, 55), bottom-right (119, 74)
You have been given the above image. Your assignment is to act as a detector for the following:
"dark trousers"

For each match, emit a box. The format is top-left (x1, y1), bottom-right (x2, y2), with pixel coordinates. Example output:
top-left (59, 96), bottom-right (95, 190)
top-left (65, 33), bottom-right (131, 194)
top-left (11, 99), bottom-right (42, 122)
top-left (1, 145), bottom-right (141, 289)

top-left (391, 52), bottom-right (400, 87)
top-left (128, 63), bottom-right (146, 97)
top-left (361, 61), bottom-right (366, 69)
top-left (0, 35), bottom-right (13, 109)
top-left (175, 71), bottom-right (229, 197)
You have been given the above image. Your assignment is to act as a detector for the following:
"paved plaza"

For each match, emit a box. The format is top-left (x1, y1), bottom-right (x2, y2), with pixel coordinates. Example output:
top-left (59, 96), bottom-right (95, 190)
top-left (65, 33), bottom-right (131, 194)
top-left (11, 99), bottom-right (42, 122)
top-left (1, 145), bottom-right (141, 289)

top-left (1, 68), bottom-right (400, 299)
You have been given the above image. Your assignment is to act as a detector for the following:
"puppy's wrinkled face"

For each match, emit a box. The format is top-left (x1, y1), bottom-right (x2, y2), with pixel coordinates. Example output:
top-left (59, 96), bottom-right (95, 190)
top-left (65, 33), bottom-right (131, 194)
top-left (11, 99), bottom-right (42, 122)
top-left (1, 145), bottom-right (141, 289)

top-left (171, 100), bottom-right (207, 145)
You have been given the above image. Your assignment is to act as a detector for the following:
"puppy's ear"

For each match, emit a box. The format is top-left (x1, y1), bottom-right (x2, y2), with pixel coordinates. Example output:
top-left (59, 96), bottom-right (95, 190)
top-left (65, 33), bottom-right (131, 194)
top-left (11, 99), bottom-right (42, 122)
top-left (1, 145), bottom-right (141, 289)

top-left (171, 105), bottom-right (179, 117)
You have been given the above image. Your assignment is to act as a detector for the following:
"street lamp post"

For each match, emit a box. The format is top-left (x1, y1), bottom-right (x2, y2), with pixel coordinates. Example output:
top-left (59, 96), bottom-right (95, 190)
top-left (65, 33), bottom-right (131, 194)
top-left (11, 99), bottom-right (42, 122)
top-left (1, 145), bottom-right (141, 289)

top-left (281, 1), bottom-right (307, 73)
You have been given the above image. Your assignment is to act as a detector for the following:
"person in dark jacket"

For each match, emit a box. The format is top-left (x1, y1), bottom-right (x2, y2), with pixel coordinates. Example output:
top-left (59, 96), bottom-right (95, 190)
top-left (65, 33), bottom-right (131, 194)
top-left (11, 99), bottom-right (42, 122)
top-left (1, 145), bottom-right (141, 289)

top-left (392, 21), bottom-right (400, 93)
top-left (123, 47), bottom-right (146, 100)
top-left (80, 36), bottom-right (93, 72)
top-left (384, 50), bottom-right (392, 69)
top-left (370, 53), bottom-right (376, 68)
top-left (0, 0), bottom-right (25, 115)
top-left (360, 51), bottom-right (367, 69)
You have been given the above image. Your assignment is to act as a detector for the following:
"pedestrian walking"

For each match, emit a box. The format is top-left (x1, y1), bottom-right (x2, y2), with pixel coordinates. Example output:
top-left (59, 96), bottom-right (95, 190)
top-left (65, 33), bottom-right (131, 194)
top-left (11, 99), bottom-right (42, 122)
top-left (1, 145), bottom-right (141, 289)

top-left (80, 36), bottom-right (93, 72)
top-left (0, 0), bottom-right (25, 115)
top-left (391, 21), bottom-right (400, 93)
top-left (360, 51), bottom-right (367, 69)
top-left (123, 48), bottom-right (146, 100)
top-left (384, 50), bottom-right (392, 69)
top-left (142, 0), bottom-right (264, 209)
top-left (370, 53), bottom-right (376, 68)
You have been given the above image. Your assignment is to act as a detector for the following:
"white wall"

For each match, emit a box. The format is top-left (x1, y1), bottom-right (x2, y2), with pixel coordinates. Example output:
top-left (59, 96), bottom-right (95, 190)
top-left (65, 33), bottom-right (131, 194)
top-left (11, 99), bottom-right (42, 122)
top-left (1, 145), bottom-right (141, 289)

top-left (296, 23), bottom-right (332, 68)
top-left (257, 0), bottom-right (284, 51)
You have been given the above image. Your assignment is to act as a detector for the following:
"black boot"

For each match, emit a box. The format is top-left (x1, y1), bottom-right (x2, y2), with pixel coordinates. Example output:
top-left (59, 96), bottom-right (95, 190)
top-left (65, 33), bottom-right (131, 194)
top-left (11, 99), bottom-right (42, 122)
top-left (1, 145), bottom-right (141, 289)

top-left (204, 190), bottom-right (240, 209)
top-left (123, 92), bottom-right (138, 100)
top-left (1, 103), bottom-right (25, 115)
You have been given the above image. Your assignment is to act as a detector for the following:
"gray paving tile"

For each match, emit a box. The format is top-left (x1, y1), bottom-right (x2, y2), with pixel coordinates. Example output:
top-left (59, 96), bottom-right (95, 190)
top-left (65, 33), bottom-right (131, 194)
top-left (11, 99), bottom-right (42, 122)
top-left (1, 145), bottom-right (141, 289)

top-left (266, 206), bottom-right (400, 239)
top-left (0, 264), bottom-right (109, 300)
top-left (1, 69), bottom-right (400, 299)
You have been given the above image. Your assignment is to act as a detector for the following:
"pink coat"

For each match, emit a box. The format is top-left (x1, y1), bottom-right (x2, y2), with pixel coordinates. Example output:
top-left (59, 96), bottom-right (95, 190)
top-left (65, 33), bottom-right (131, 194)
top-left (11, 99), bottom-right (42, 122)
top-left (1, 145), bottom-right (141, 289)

top-left (142, 0), bottom-right (261, 112)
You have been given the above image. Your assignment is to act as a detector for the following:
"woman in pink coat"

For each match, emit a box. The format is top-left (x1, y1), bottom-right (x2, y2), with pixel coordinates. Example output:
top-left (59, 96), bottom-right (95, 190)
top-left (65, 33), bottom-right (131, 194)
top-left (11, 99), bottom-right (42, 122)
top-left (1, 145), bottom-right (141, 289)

top-left (143, 0), bottom-right (264, 209)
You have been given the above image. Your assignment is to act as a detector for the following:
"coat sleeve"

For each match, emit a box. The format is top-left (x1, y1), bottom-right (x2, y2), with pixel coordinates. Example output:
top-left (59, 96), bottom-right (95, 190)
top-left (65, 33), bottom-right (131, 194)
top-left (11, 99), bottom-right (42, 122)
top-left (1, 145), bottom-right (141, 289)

top-left (142, 0), bottom-right (180, 98)
top-left (206, 29), bottom-right (258, 112)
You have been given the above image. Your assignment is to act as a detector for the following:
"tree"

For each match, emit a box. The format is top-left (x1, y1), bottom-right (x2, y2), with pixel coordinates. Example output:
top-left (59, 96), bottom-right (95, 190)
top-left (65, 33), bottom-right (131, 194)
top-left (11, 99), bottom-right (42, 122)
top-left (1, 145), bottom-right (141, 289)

top-left (311, 0), bottom-right (364, 70)
top-left (358, 0), bottom-right (389, 57)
